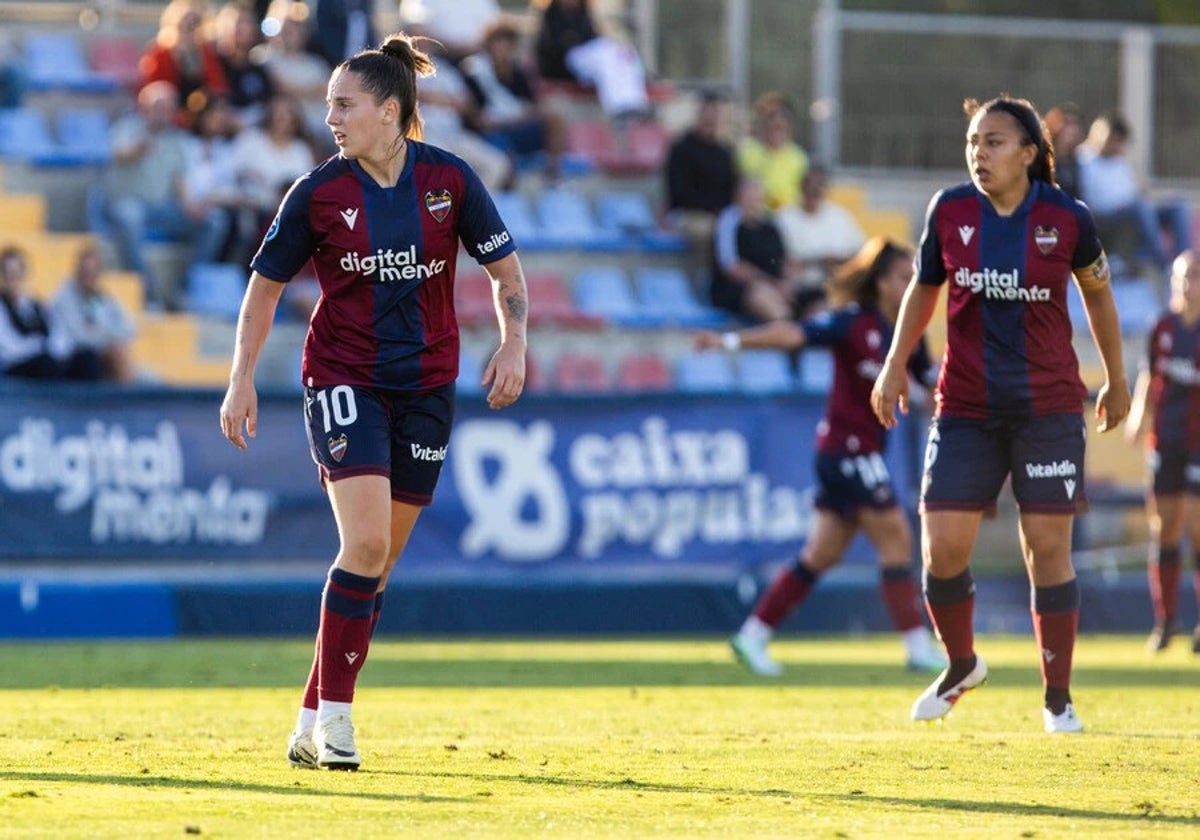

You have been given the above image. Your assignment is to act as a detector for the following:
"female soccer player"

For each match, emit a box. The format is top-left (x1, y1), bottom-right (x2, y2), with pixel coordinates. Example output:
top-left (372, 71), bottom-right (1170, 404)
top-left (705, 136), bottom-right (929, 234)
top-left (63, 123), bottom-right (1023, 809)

top-left (872, 95), bottom-right (1129, 734)
top-left (1126, 250), bottom-right (1200, 654)
top-left (697, 236), bottom-right (945, 676)
top-left (219, 32), bottom-right (528, 770)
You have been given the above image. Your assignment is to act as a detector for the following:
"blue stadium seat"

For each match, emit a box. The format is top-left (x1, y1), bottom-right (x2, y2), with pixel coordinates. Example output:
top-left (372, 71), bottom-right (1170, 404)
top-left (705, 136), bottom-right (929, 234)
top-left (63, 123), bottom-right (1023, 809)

top-left (491, 190), bottom-right (550, 250)
top-left (0, 107), bottom-right (79, 165)
top-left (56, 108), bottom-right (113, 165)
top-left (457, 348), bottom-right (486, 396)
top-left (23, 33), bottom-right (117, 93)
top-left (573, 266), bottom-right (663, 327)
top-left (633, 267), bottom-right (729, 328)
top-left (535, 188), bottom-right (624, 251)
top-left (797, 348), bottom-right (834, 394)
top-left (737, 349), bottom-right (795, 394)
top-left (184, 262), bottom-right (247, 320)
top-left (595, 190), bottom-right (686, 253)
top-left (675, 351), bottom-right (737, 393)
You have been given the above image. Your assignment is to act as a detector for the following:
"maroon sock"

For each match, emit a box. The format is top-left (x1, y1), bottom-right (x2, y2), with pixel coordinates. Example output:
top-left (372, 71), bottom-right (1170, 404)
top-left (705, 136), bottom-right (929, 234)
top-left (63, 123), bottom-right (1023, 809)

top-left (923, 569), bottom-right (975, 660)
top-left (1149, 545), bottom-right (1181, 624)
top-left (317, 568), bottom-right (381, 704)
top-left (752, 561), bottom-right (818, 628)
top-left (301, 590), bottom-right (384, 710)
top-left (1032, 580), bottom-right (1080, 694)
top-left (880, 567), bottom-right (924, 632)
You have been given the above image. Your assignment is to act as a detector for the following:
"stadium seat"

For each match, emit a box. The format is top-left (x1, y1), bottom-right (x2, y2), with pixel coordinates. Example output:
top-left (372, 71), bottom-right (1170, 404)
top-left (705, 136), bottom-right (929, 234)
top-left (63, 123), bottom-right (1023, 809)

top-left (797, 349), bottom-right (834, 394)
top-left (615, 352), bottom-right (673, 393)
top-left (88, 34), bottom-right (143, 90)
top-left (675, 351), bottom-right (737, 393)
top-left (633, 267), bottom-right (729, 328)
top-left (457, 347), bottom-right (486, 395)
top-left (552, 351), bottom-right (612, 393)
top-left (55, 108), bottom-right (113, 165)
top-left (566, 118), bottom-right (672, 176)
top-left (0, 107), bottom-right (74, 165)
top-left (454, 268), bottom-right (496, 328)
top-left (573, 266), bottom-right (661, 327)
top-left (23, 33), bottom-right (116, 93)
top-left (184, 262), bottom-right (247, 320)
top-left (595, 191), bottom-right (686, 252)
top-left (491, 190), bottom-right (549, 250)
top-left (535, 188), bottom-right (624, 251)
top-left (1110, 278), bottom-right (1161, 334)
top-left (737, 349), bottom-right (795, 394)
top-left (524, 272), bottom-right (604, 329)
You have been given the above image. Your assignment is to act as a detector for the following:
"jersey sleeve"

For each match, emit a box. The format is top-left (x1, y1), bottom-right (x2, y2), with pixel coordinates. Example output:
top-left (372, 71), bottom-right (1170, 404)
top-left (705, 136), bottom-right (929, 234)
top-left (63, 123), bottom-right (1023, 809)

top-left (250, 176), bottom-right (316, 283)
top-left (456, 160), bottom-right (517, 265)
top-left (800, 306), bottom-right (856, 347)
top-left (1069, 199), bottom-right (1104, 269)
top-left (914, 190), bottom-right (947, 286)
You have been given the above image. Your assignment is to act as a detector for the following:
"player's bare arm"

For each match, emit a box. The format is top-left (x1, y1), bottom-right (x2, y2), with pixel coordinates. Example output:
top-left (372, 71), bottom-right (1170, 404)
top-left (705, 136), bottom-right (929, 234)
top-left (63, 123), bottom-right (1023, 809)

top-left (482, 252), bottom-right (528, 409)
top-left (694, 320), bottom-right (806, 352)
top-left (220, 273), bottom-right (286, 448)
top-left (1073, 252), bottom-right (1130, 432)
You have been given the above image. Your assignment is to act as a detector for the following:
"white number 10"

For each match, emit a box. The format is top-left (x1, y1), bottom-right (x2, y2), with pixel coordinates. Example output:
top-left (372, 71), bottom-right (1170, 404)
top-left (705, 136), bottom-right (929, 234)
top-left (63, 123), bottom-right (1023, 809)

top-left (315, 385), bottom-right (358, 433)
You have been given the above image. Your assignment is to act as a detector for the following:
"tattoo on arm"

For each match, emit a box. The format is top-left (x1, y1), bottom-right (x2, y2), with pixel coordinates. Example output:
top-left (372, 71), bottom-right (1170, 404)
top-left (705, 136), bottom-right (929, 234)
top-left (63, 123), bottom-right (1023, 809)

top-left (504, 292), bottom-right (527, 322)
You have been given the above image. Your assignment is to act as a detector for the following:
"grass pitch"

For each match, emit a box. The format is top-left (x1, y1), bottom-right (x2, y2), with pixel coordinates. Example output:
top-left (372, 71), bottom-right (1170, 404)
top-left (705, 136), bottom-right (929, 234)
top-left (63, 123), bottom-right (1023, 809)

top-left (2, 635), bottom-right (1199, 838)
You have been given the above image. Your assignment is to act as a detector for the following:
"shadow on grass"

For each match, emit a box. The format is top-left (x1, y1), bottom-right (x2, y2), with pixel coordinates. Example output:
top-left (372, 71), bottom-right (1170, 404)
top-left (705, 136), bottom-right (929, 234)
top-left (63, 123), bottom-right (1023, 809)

top-left (816, 792), bottom-right (1200, 827)
top-left (0, 770), bottom-right (469, 803)
top-left (382, 767), bottom-right (796, 799)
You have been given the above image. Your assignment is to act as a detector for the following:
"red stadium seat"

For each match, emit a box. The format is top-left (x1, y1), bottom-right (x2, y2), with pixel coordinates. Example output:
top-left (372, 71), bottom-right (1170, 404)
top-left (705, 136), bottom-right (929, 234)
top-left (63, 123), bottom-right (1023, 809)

top-left (88, 35), bottom-right (143, 90)
top-left (526, 272), bottom-right (605, 329)
top-left (455, 269), bottom-right (495, 328)
top-left (564, 118), bottom-right (671, 176)
top-left (552, 351), bottom-right (612, 394)
top-left (615, 352), bottom-right (673, 393)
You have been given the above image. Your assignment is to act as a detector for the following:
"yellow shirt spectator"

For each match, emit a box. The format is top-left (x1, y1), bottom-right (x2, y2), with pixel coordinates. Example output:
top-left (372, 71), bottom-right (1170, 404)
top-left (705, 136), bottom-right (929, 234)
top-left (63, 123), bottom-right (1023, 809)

top-left (738, 136), bottom-right (809, 210)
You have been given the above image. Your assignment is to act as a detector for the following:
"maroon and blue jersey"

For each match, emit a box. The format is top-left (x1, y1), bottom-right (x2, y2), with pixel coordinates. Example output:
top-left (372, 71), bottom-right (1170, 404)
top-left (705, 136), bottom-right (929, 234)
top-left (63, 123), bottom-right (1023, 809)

top-left (915, 180), bottom-right (1102, 419)
top-left (802, 304), bottom-right (935, 455)
top-left (1143, 311), bottom-right (1200, 450)
top-left (252, 141), bottom-right (516, 391)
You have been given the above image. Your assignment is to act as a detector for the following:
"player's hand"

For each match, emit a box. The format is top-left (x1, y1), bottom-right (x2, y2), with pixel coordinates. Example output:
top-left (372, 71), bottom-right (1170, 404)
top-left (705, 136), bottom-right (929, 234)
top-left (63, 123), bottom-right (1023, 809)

top-left (483, 341), bottom-right (526, 409)
top-left (220, 379), bottom-right (258, 449)
top-left (693, 331), bottom-right (724, 351)
top-left (871, 360), bottom-right (909, 430)
top-left (1095, 378), bottom-right (1131, 433)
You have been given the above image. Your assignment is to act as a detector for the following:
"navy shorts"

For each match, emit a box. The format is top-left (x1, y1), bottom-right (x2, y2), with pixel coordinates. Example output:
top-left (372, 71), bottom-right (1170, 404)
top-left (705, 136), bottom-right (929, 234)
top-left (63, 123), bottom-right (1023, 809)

top-left (303, 382), bottom-right (455, 507)
top-left (814, 451), bottom-right (898, 519)
top-left (1149, 443), bottom-right (1200, 495)
top-left (921, 413), bottom-right (1088, 514)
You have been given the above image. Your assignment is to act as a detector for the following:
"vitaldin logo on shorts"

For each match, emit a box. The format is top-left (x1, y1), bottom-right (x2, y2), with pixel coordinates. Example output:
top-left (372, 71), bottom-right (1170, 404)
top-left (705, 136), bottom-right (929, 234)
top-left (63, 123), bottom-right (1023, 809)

top-left (954, 267), bottom-right (1050, 302)
top-left (410, 443), bottom-right (447, 462)
top-left (340, 247), bottom-right (447, 283)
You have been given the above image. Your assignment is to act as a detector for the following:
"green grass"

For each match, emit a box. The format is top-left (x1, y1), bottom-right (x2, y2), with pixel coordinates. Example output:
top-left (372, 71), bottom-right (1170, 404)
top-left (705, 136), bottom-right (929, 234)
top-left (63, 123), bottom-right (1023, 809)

top-left (2, 636), bottom-right (1199, 838)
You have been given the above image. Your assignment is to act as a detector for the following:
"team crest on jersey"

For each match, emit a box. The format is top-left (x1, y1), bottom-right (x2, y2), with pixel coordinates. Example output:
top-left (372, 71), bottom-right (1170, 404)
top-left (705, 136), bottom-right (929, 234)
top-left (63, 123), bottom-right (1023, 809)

top-left (425, 189), bottom-right (453, 223)
top-left (1034, 225), bottom-right (1059, 255)
top-left (328, 434), bottom-right (348, 463)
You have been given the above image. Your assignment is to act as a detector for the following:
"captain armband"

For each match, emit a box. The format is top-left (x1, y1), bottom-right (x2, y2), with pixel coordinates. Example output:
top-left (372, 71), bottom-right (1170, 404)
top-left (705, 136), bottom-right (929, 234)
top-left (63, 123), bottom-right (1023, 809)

top-left (1074, 251), bottom-right (1112, 292)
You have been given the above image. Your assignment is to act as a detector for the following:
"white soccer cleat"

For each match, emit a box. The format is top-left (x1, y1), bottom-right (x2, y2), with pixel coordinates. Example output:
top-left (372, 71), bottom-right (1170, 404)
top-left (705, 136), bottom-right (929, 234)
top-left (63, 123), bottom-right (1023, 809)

top-left (1043, 703), bottom-right (1084, 734)
top-left (287, 727), bottom-right (319, 769)
top-left (314, 714), bottom-right (361, 771)
top-left (910, 655), bottom-right (988, 721)
top-left (729, 632), bottom-right (784, 677)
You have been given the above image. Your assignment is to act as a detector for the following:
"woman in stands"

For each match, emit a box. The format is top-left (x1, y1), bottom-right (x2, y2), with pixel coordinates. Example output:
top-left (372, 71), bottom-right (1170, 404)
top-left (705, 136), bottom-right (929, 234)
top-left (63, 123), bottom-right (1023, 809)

top-left (1125, 250), bottom-right (1200, 654)
top-left (219, 32), bottom-right (528, 771)
top-left (871, 95), bottom-right (1129, 734)
top-left (696, 236), bottom-right (946, 676)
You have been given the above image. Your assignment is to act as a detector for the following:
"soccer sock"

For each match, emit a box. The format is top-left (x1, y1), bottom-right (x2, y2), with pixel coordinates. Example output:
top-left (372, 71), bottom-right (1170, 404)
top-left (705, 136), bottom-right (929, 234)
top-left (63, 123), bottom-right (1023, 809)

top-left (370, 591), bottom-right (386, 637)
top-left (1148, 544), bottom-right (1181, 624)
top-left (923, 568), bottom-right (976, 685)
top-left (300, 590), bottom-right (386, 715)
top-left (880, 566), bottom-right (925, 632)
top-left (751, 559), bottom-right (819, 628)
top-left (1032, 578), bottom-right (1080, 714)
top-left (317, 567), bottom-right (381, 705)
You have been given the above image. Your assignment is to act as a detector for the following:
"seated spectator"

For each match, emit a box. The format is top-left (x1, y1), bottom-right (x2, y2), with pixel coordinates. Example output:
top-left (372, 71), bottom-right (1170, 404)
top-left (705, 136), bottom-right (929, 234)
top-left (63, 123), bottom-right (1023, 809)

top-left (417, 44), bottom-right (513, 191)
top-left (398, 0), bottom-right (506, 65)
top-left (1045, 102), bottom-right (1085, 200)
top-left (738, 92), bottom-right (809, 211)
top-left (711, 178), bottom-right (802, 323)
top-left (99, 81), bottom-right (230, 309)
top-left (532, 0), bottom-right (651, 119)
top-left (213, 0), bottom-right (276, 129)
top-left (258, 0), bottom-right (335, 155)
top-left (0, 246), bottom-right (99, 381)
top-left (774, 165), bottom-right (866, 313)
top-left (664, 88), bottom-right (737, 272)
top-left (50, 244), bottom-right (137, 383)
top-left (183, 96), bottom-right (254, 264)
top-left (1077, 110), bottom-right (1193, 273)
top-left (461, 20), bottom-right (567, 182)
top-left (138, 0), bottom-right (230, 128)
top-left (0, 30), bottom-right (25, 108)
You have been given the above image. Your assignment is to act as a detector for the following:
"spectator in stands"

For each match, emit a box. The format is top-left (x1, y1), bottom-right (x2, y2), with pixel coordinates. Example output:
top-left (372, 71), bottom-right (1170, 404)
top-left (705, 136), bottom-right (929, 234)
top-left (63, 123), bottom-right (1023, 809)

top-left (259, 0), bottom-right (335, 155)
top-left (183, 96), bottom-right (252, 264)
top-left (398, 0), bottom-right (505, 65)
top-left (138, 0), bottom-right (229, 128)
top-left (738, 92), bottom-right (809, 211)
top-left (710, 177), bottom-right (800, 323)
top-left (213, 0), bottom-right (276, 128)
top-left (461, 20), bottom-right (567, 183)
top-left (0, 246), bottom-right (100, 380)
top-left (1125, 250), bottom-right (1200, 655)
top-left (417, 42), bottom-right (514, 190)
top-left (1044, 102), bottom-right (1085, 200)
top-left (306, 0), bottom-right (376, 69)
top-left (0, 31), bottom-right (25, 108)
top-left (100, 80), bottom-right (230, 310)
top-left (232, 94), bottom-right (316, 257)
top-left (699, 236), bottom-right (944, 677)
top-left (1077, 110), bottom-right (1193, 273)
top-left (664, 88), bottom-right (737, 273)
top-left (774, 165), bottom-right (866, 316)
top-left (532, 0), bottom-right (651, 119)
top-left (50, 244), bottom-right (137, 383)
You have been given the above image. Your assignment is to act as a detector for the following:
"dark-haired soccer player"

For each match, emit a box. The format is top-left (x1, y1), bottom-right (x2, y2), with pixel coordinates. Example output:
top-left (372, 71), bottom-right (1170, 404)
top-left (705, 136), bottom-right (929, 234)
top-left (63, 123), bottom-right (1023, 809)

top-left (1126, 250), bottom-right (1200, 654)
top-left (220, 31), bottom-right (528, 770)
top-left (872, 95), bottom-right (1129, 734)
top-left (697, 236), bottom-right (945, 676)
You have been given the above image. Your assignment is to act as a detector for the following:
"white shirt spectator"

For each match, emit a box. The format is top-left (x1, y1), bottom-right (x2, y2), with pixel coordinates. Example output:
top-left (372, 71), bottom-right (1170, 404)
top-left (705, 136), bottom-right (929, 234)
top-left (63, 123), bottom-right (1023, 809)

top-left (1076, 146), bottom-right (1140, 214)
top-left (774, 201), bottom-right (865, 287)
